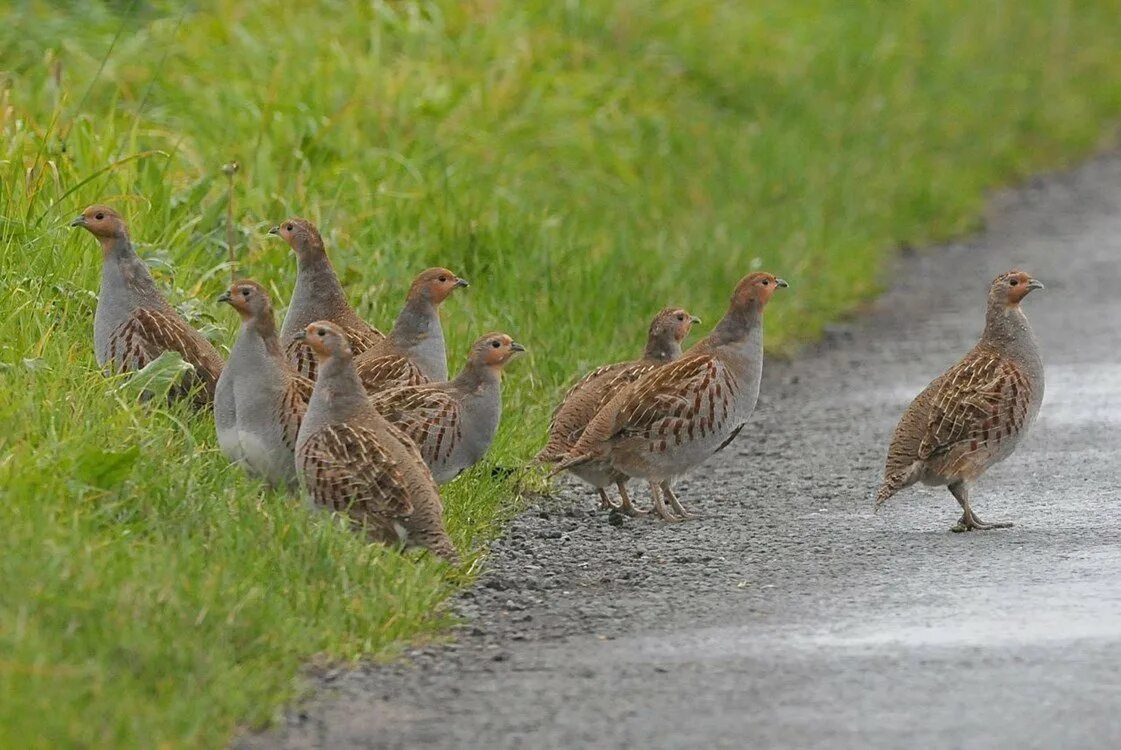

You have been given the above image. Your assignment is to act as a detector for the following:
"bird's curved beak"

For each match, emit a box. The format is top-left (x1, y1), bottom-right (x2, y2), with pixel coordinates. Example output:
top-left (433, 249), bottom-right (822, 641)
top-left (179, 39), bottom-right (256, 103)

top-left (69, 215), bottom-right (86, 228)
top-left (690, 315), bottom-right (702, 324)
top-left (216, 291), bottom-right (231, 304)
top-left (267, 226), bottom-right (280, 236)
top-left (775, 278), bottom-right (789, 288)
top-left (510, 342), bottom-right (526, 353)
top-left (293, 330), bottom-right (307, 342)
top-left (455, 278), bottom-right (470, 288)
top-left (1027, 278), bottom-right (1045, 291)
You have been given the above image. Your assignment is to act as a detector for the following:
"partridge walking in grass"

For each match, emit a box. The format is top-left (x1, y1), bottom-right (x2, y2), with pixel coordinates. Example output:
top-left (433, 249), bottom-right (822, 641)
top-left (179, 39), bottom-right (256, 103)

top-left (215, 280), bottom-right (312, 490)
top-left (295, 321), bottom-right (457, 562)
top-left (554, 273), bottom-right (787, 521)
top-left (537, 307), bottom-right (700, 515)
top-left (370, 333), bottom-right (524, 484)
top-left (270, 218), bottom-right (384, 379)
top-left (875, 271), bottom-right (1045, 532)
top-left (70, 205), bottom-right (224, 406)
top-left (353, 268), bottom-right (468, 390)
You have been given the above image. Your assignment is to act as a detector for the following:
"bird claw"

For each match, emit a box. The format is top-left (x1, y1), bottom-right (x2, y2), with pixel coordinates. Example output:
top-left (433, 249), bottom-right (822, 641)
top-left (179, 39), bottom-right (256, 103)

top-left (655, 508), bottom-right (686, 523)
top-left (951, 514), bottom-right (1014, 533)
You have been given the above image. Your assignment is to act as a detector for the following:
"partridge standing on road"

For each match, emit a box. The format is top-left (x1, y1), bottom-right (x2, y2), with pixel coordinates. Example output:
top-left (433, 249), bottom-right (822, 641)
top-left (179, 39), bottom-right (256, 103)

top-left (353, 268), bottom-right (468, 390)
top-left (295, 321), bottom-right (458, 562)
top-left (270, 218), bottom-right (384, 380)
top-left (875, 270), bottom-right (1045, 532)
top-left (554, 273), bottom-right (787, 522)
top-left (70, 204), bottom-right (224, 406)
top-left (215, 280), bottom-right (312, 490)
top-left (537, 307), bottom-right (700, 515)
top-left (370, 333), bottom-right (524, 484)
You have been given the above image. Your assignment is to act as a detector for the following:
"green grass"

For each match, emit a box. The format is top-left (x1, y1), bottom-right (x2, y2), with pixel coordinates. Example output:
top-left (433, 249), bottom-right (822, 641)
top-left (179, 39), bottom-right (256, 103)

top-left (2, 0), bottom-right (1120, 746)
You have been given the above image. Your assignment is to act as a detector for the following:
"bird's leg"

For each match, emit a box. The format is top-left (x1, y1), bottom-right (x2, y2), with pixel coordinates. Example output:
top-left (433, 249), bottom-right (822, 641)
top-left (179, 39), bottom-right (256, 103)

top-left (616, 481), bottom-right (649, 517)
top-left (649, 482), bottom-right (683, 523)
top-left (596, 488), bottom-right (619, 511)
top-left (662, 481), bottom-right (699, 520)
top-left (948, 481), bottom-right (1013, 532)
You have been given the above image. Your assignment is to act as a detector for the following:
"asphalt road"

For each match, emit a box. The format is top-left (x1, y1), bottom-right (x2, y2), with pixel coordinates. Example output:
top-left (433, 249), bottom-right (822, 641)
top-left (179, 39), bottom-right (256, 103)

top-left (242, 154), bottom-right (1121, 749)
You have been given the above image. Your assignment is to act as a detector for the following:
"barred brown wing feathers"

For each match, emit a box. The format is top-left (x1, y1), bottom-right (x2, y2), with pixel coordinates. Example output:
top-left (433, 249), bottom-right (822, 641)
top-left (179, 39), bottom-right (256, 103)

top-left (298, 424), bottom-right (413, 518)
top-left (344, 323), bottom-right (383, 354)
top-left (356, 354), bottom-right (428, 391)
top-left (286, 339), bottom-right (316, 379)
top-left (105, 315), bottom-right (159, 374)
top-left (616, 355), bottom-right (733, 445)
top-left (288, 323), bottom-right (381, 379)
top-left (542, 361), bottom-right (652, 459)
top-left (110, 308), bottom-right (224, 398)
top-left (370, 387), bottom-right (462, 467)
top-left (918, 355), bottom-right (1033, 462)
top-left (277, 375), bottom-right (313, 451)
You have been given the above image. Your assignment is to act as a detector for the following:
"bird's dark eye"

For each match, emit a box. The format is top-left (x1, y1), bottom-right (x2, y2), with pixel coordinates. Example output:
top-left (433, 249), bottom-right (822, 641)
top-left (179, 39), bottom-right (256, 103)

top-left (438, 276), bottom-right (448, 283)
top-left (95, 212), bottom-right (104, 220)
top-left (286, 224), bottom-right (294, 232)
top-left (762, 279), bottom-right (770, 286)
top-left (317, 328), bottom-right (326, 336)
top-left (676, 314), bottom-right (685, 321)
top-left (241, 288), bottom-right (250, 296)
top-left (491, 340), bottom-right (501, 348)
top-left (1009, 279), bottom-right (1019, 286)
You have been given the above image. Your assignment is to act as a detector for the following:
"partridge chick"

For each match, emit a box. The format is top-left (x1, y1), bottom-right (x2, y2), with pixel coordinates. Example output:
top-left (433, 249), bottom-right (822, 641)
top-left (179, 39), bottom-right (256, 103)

top-left (370, 333), bottom-right (524, 484)
top-left (70, 205), bottom-right (224, 406)
top-left (555, 273), bottom-right (787, 521)
top-left (295, 321), bottom-right (457, 562)
top-left (537, 307), bottom-right (699, 514)
top-left (270, 218), bottom-right (384, 379)
top-left (215, 280), bottom-right (312, 490)
top-left (875, 270), bottom-right (1045, 532)
top-left (353, 268), bottom-right (468, 390)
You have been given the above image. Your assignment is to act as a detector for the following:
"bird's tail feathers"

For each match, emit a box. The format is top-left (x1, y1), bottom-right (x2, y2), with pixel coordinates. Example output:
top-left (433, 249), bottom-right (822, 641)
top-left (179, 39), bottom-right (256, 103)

top-left (873, 463), bottom-right (922, 511)
top-left (548, 451), bottom-right (595, 477)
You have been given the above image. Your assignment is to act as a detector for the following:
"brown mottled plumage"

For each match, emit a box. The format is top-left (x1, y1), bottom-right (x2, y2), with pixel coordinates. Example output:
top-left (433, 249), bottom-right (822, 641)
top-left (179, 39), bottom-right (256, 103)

top-left (554, 273), bottom-right (787, 521)
top-left (295, 321), bottom-right (457, 562)
top-left (371, 333), bottom-right (523, 484)
top-left (353, 267), bottom-right (468, 391)
top-left (876, 270), bottom-right (1045, 532)
top-left (537, 307), bottom-right (699, 514)
top-left (71, 204), bottom-right (224, 407)
top-left (270, 218), bottom-right (384, 379)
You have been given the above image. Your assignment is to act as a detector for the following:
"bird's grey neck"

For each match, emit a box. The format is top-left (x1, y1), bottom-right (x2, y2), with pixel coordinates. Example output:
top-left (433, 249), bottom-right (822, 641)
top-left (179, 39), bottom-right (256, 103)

top-left (100, 236), bottom-right (165, 307)
top-left (313, 355), bottom-right (370, 419)
top-left (706, 302), bottom-right (763, 349)
top-left (983, 304), bottom-right (1035, 352)
top-left (230, 319), bottom-right (288, 381)
top-left (390, 296), bottom-right (439, 347)
top-left (242, 315), bottom-right (285, 360)
top-left (643, 337), bottom-right (683, 363)
top-left (284, 253), bottom-right (350, 334)
top-left (453, 363), bottom-right (501, 392)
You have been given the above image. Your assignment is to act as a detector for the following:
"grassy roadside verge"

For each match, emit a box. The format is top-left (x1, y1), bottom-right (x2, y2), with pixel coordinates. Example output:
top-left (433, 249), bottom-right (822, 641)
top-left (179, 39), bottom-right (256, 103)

top-left (2, 0), bottom-right (1120, 746)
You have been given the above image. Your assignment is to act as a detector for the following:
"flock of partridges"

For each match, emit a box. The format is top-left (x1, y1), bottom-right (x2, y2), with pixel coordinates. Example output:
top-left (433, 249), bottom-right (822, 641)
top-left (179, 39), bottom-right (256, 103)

top-left (70, 203), bottom-right (1047, 563)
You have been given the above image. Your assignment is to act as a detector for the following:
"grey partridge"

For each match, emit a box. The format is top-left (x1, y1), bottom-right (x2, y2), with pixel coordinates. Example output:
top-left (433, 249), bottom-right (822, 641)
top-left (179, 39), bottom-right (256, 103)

top-left (876, 270), bottom-right (1045, 532)
top-left (295, 321), bottom-right (457, 563)
top-left (370, 332), bottom-right (524, 484)
top-left (70, 204), bottom-right (224, 407)
top-left (537, 307), bottom-right (699, 514)
top-left (270, 218), bottom-right (384, 380)
top-left (215, 280), bottom-right (312, 490)
top-left (554, 272), bottom-right (787, 521)
top-left (353, 267), bottom-right (468, 390)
